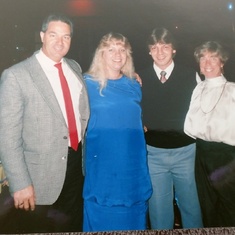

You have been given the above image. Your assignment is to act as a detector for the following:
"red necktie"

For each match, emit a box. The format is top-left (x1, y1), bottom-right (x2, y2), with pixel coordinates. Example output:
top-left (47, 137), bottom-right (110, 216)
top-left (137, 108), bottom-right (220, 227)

top-left (55, 63), bottom-right (79, 151)
top-left (160, 71), bottom-right (167, 83)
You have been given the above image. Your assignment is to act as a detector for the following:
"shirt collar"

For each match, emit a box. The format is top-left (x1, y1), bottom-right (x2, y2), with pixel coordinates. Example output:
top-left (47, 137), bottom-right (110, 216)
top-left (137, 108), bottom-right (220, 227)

top-left (153, 61), bottom-right (174, 79)
top-left (205, 75), bottom-right (227, 85)
top-left (36, 49), bottom-right (64, 69)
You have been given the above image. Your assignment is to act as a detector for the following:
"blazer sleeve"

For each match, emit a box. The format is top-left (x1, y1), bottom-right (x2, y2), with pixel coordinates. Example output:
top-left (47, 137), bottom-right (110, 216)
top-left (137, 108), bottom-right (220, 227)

top-left (0, 68), bottom-right (32, 194)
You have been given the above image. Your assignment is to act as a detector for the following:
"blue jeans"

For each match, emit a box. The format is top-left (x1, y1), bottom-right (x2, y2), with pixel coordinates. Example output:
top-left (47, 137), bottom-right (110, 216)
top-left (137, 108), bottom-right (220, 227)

top-left (147, 143), bottom-right (203, 229)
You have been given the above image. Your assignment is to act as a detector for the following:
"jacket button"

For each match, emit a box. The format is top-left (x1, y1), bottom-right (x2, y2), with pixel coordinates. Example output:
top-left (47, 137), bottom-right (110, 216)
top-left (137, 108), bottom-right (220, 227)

top-left (63, 136), bottom-right (67, 139)
top-left (62, 156), bottom-right (67, 160)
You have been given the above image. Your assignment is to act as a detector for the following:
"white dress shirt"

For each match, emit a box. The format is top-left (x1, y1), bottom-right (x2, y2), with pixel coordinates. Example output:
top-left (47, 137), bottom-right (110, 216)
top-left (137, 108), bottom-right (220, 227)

top-left (184, 75), bottom-right (235, 146)
top-left (153, 61), bottom-right (174, 80)
top-left (36, 50), bottom-right (82, 145)
top-left (153, 61), bottom-right (201, 83)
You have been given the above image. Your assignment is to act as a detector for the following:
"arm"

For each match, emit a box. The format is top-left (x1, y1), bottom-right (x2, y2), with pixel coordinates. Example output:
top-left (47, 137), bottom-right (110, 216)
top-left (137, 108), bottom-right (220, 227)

top-left (0, 68), bottom-right (35, 210)
top-left (134, 73), bottom-right (142, 86)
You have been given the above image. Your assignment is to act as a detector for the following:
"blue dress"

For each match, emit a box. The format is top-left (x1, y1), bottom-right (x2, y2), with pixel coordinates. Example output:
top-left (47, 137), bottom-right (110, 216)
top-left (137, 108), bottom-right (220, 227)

top-left (83, 74), bottom-right (152, 231)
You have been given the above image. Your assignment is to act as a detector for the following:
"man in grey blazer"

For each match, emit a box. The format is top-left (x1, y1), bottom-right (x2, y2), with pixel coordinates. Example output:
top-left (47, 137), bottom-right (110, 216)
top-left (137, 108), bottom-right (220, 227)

top-left (0, 14), bottom-right (89, 232)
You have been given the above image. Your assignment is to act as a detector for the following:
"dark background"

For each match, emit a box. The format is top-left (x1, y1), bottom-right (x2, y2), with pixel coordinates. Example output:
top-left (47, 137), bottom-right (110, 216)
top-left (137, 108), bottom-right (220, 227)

top-left (1, 0), bottom-right (235, 80)
top-left (0, 1), bottom-right (235, 231)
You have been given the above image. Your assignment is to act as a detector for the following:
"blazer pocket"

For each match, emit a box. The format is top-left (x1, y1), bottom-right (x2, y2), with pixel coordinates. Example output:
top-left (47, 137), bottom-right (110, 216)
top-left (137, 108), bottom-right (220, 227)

top-left (24, 151), bottom-right (44, 165)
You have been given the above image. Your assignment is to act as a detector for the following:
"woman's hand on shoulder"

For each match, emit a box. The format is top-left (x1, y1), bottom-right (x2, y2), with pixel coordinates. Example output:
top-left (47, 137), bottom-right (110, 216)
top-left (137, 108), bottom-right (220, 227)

top-left (134, 73), bottom-right (142, 86)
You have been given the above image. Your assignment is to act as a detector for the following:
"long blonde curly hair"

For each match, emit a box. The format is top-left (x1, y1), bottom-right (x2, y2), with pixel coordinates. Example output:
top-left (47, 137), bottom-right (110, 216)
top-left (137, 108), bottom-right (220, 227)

top-left (86, 32), bottom-right (135, 91)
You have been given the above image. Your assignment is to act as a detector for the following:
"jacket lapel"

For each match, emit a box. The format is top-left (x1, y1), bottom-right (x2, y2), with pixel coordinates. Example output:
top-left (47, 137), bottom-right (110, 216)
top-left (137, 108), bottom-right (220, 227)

top-left (26, 54), bottom-right (66, 126)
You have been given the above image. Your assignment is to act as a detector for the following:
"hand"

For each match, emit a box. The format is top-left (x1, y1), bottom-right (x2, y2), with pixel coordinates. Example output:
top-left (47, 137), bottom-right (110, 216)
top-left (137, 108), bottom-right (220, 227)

top-left (14, 185), bottom-right (36, 211)
top-left (2, 179), bottom-right (9, 186)
top-left (134, 73), bottom-right (142, 86)
top-left (144, 125), bottom-right (148, 132)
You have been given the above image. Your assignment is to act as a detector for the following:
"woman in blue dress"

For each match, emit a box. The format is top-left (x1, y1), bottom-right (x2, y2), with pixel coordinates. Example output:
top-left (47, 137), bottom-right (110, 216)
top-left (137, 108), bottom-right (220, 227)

top-left (83, 32), bottom-right (152, 232)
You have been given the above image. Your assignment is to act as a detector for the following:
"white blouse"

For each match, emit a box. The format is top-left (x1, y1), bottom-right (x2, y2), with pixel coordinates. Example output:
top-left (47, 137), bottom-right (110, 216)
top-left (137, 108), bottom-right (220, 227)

top-left (184, 75), bottom-right (235, 146)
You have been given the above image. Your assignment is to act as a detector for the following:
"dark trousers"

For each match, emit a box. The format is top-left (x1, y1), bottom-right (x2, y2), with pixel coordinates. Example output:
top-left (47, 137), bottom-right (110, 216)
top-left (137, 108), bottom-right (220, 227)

top-left (195, 139), bottom-right (235, 227)
top-left (0, 143), bottom-right (84, 233)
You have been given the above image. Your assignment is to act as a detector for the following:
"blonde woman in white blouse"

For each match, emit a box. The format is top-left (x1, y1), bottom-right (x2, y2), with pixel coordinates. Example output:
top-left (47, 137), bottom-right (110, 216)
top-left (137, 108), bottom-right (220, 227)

top-left (184, 41), bottom-right (235, 227)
